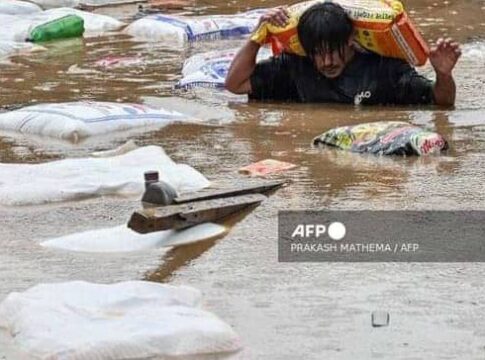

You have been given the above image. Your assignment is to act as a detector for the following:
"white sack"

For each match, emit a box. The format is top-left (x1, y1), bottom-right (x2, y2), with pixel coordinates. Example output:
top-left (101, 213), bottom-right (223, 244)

top-left (0, 101), bottom-right (193, 141)
top-left (0, 145), bottom-right (210, 206)
top-left (0, 281), bottom-right (242, 359)
top-left (29, 0), bottom-right (80, 9)
top-left (177, 47), bottom-right (272, 89)
top-left (124, 9), bottom-right (265, 43)
top-left (0, 9), bottom-right (122, 41)
top-left (43, 8), bottom-right (124, 33)
top-left (41, 223), bottom-right (227, 252)
top-left (80, 0), bottom-right (142, 6)
top-left (30, 0), bottom-right (139, 8)
top-left (0, 0), bottom-right (42, 15)
top-left (0, 41), bottom-right (45, 60)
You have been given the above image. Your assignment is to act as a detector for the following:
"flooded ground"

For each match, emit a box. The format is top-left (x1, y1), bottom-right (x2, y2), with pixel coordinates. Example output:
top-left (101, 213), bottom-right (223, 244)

top-left (0, 0), bottom-right (484, 358)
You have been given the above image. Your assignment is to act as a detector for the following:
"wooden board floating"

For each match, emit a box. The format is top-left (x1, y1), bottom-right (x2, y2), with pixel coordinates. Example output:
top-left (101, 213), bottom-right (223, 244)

top-left (173, 180), bottom-right (285, 204)
top-left (129, 193), bottom-right (267, 233)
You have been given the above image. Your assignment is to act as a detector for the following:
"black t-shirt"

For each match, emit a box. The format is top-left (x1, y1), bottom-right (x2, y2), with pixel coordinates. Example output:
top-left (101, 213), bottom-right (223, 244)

top-left (249, 52), bottom-right (434, 105)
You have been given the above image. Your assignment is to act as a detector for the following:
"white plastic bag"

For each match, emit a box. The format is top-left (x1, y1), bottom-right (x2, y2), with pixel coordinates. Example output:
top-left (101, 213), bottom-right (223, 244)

top-left (177, 47), bottom-right (272, 89)
top-left (0, 101), bottom-right (194, 141)
top-left (0, 145), bottom-right (210, 206)
top-left (124, 9), bottom-right (265, 43)
top-left (41, 223), bottom-right (227, 252)
top-left (0, 0), bottom-right (42, 15)
top-left (0, 281), bottom-right (242, 359)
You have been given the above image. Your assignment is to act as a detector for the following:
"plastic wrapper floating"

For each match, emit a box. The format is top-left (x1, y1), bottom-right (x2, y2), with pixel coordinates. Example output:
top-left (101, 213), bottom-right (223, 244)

top-left (313, 121), bottom-right (448, 156)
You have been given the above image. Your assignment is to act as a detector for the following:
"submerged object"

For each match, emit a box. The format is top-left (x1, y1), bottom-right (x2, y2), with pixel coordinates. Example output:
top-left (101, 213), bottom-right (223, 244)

top-left (28, 14), bottom-right (85, 42)
top-left (252, 0), bottom-right (429, 65)
top-left (313, 121), bottom-right (448, 156)
top-left (371, 311), bottom-right (390, 327)
top-left (239, 159), bottom-right (298, 177)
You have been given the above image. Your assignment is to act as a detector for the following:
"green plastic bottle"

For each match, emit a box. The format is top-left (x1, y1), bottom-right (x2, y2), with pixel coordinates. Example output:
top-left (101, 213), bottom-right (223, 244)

top-left (28, 15), bottom-right (85, 43)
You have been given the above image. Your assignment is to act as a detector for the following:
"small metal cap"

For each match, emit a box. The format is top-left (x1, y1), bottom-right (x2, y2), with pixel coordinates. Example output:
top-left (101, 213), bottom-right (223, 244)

top-left (144, 171), bottom-right (159, 182)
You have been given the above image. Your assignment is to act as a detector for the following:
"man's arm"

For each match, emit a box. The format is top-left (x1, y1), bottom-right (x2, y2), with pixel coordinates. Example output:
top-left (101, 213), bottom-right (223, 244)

top-left (429, 38), bottom-right (461, 106)
top-left (225, 40), bottom-right (261, 94)
top-left (225, 7), bottom-right (289, 95)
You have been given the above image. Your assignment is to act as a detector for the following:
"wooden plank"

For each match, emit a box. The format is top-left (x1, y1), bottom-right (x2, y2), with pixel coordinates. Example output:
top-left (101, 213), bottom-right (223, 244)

top-left (173, 180), bottom-right (285, 204)
top-left (129, 193), bottom-right (266, 233)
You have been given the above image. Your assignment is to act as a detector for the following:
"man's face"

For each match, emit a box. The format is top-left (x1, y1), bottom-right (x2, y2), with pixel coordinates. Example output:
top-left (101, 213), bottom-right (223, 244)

top-left (312, 41), bottom-right (353, 78)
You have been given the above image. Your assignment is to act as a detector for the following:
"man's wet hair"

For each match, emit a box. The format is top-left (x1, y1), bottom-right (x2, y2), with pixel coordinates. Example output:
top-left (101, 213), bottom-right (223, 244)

top-left (297, 3), bottom-right (353, 60)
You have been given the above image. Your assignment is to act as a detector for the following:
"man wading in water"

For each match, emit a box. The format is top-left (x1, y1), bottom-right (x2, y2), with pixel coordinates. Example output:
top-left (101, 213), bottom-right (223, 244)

top-left (225, 3), bottom-right (461, 106)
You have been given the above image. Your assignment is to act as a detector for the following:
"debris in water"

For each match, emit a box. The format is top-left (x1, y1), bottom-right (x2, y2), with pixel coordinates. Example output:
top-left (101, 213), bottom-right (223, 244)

top-left (371, 311), bottom-right (390, 327)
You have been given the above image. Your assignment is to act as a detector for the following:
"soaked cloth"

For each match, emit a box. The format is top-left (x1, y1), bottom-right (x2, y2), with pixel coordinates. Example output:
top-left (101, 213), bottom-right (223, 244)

top-left (250, 52), bottom-right (434, 105)
top-left (0, 8), bottom-right (122, 41)
top-left (42, 223), bottom-right (226, 253)
top-left (0, 101), bottom-right (193, 141)
top-left (0, 281), bottom-right (242, 359)
top-left (0, 0), bottom-right (42, 15)
top-left (177, 47), bottom-right (272, 89)
top-left (124, 9), bottom-right (265, 43)
top-left (313, 121), bottom-right (448, 155)
top-left (0, 145), bottom-right (210, 206)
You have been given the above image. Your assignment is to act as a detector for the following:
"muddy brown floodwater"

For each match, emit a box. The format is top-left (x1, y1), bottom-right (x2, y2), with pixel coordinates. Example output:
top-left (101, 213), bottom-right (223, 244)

top-left (1, 0), bottom-right (485, 359)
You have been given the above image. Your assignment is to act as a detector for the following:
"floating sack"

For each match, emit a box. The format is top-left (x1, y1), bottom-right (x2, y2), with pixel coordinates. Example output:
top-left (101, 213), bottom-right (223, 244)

top-left (124, 9), bottom-right (265, 43)
top-left (313, 121), bottom-right (448, 156)
top-left (80, 0), bottom-right (143, 6)
top-left (0, 101), bottom-right (194, 141)
top-left (42, 223), bottom-right (226, 252)
top-left (0, 41), bottom-right (45, 60)
top-left (0, 145), bottom-right (210, 206)
top-left (0, 281), bottom-right (242, 359)
top-left (28, 0), bottom-right (80, 9)
top-left (251, 0), bottom-right (429, 66)
top-left (42, 8), bottom-right (124, 34)
top-left (177, 47), bottom-right (272, 89)
top-left (30, 0), bottom-right (141, 8)
top-left (0, 0), bottom-right (42, 15)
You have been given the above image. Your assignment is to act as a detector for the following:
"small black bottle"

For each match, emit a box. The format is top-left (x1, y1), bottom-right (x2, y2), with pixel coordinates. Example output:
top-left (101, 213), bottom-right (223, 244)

top-left (141, 171), bottom-right (178, 206)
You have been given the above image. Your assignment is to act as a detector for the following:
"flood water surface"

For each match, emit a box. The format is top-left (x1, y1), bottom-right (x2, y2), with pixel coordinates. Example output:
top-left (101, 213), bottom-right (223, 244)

top-left (0, 0), bottom-right (484, 359)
